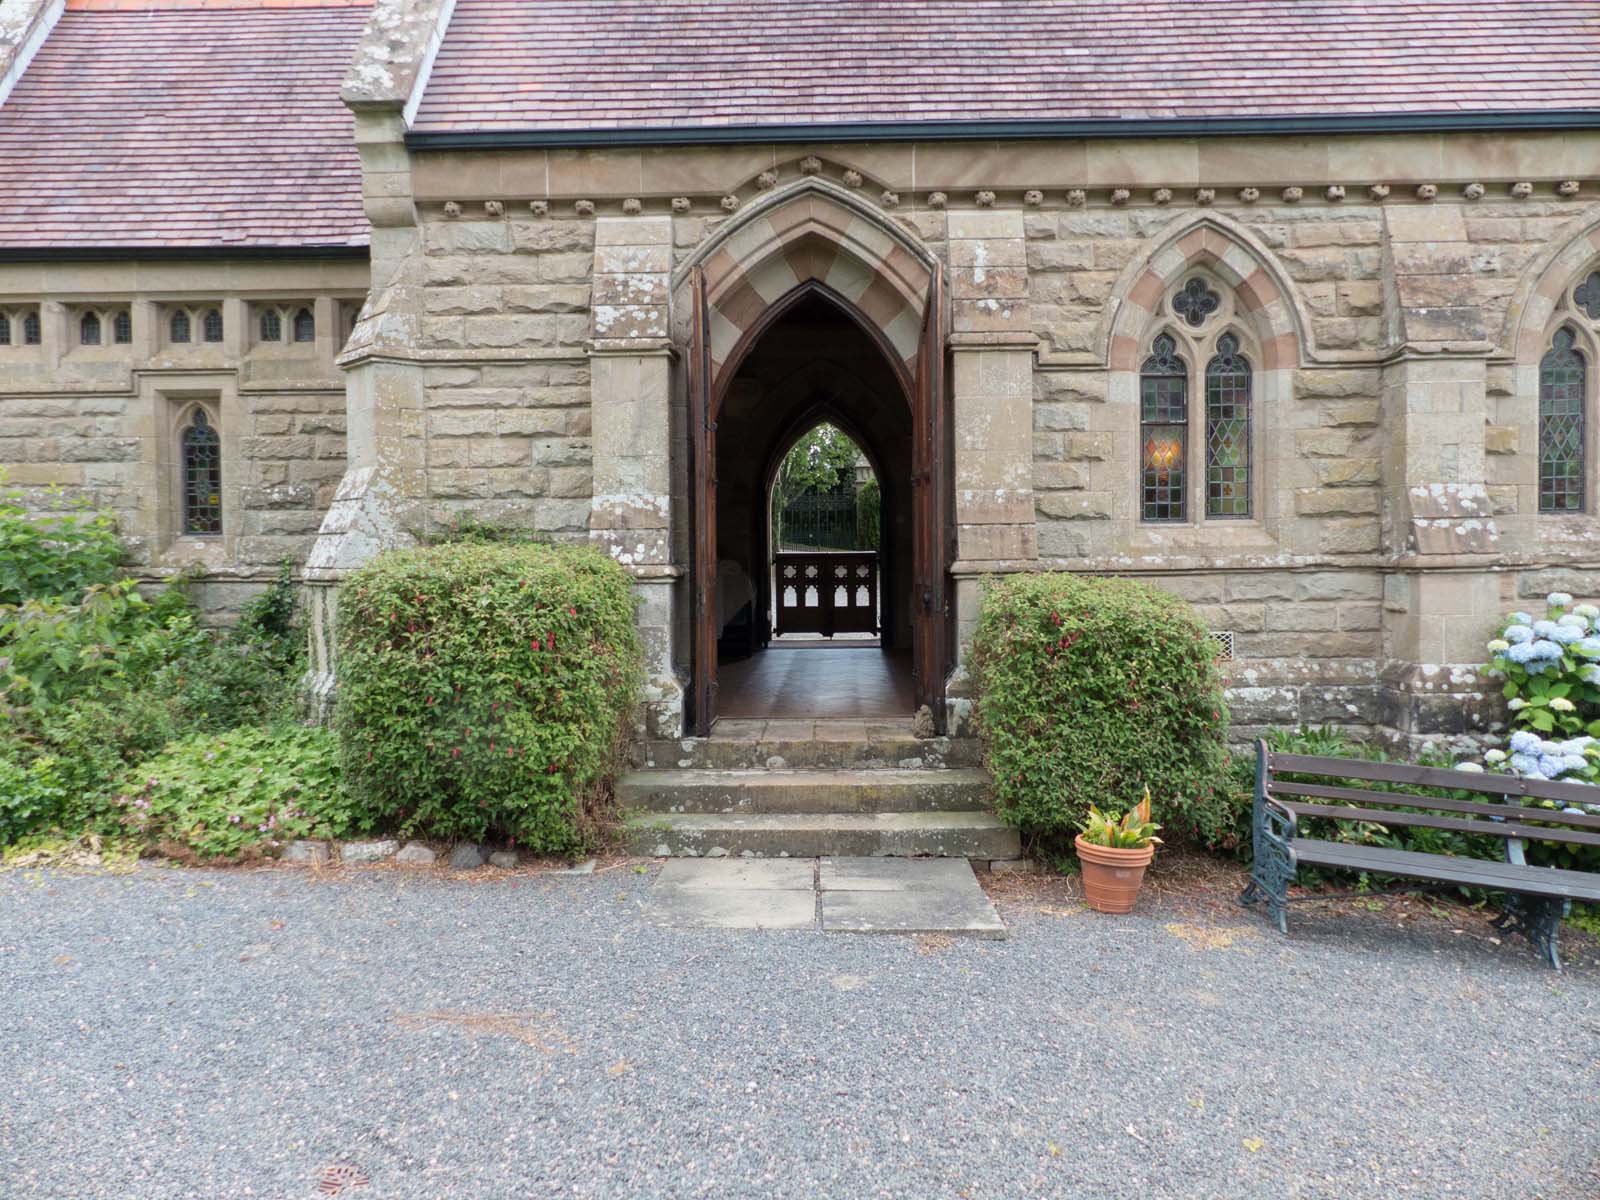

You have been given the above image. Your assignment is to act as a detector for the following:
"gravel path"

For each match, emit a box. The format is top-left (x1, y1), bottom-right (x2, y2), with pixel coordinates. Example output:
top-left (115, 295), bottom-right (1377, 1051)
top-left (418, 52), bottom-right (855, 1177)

top-left (1, 862), bottom-right (1596, 1200)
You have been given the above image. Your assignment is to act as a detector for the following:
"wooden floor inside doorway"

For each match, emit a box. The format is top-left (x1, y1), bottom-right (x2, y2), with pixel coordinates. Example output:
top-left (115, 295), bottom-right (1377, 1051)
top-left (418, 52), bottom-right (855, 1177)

top-left (717, 645), bottom-right (915, 719)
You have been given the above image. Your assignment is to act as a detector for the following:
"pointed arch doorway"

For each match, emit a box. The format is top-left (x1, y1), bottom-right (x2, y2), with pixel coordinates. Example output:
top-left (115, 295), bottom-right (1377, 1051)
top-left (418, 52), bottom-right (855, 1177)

top-left (681, 185), bottom-right (949, 736)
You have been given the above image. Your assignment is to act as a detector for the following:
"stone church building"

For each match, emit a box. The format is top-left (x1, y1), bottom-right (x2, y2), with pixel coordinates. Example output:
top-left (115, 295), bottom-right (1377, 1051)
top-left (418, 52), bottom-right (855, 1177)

top-left (2, 0), bottom-right (1599, 748)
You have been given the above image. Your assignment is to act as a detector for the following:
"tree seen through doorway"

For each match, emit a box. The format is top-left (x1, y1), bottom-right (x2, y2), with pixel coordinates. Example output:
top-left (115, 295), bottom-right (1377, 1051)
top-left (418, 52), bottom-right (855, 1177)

top-left (770, 423), bottom-right (880, 552)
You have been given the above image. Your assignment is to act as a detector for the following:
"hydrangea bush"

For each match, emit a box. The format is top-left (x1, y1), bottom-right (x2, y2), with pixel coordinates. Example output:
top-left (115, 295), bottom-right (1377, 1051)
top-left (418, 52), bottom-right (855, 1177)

top-left (1456, 592), bottom-right (1600, 787)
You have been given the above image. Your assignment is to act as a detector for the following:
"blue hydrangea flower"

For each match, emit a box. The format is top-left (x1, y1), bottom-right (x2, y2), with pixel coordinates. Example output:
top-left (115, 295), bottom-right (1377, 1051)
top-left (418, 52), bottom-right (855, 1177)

top-left (1582, 665), bottom-right (1600, 685)
top-left (1534, 620), bottom-right (1560, 638)
top-left (1510, 730), bottom-right (1542, 754)
top-left (1548, 592), bottom-right (1574, 608)
top-left (1577, 637), bottom-right (1600, 657)
top-left (1559, 613), bottom-right (1589, 629)
top-left (1550, 625), bottom-right (1584, 645)
top-left (1533, 639), bottom-right (1565, 660)
top-left (1506, 641), bottom-right (1540, 663)
top-left (1564, 755), bottom-right (1590, 772)
top-left (1504, 624), bottom-right (1534, 644)
top-left (1510, 752), bottom-right (1541, 775)
top-left (1538, 755), bottom-right (1567, 778)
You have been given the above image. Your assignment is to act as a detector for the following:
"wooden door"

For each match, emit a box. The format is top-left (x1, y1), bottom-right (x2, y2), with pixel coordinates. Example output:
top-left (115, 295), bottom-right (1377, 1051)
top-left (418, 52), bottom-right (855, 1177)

top-left (910, 271), bottom-right (949, 728)
top-left (687, 267), bottom-right (718, 735)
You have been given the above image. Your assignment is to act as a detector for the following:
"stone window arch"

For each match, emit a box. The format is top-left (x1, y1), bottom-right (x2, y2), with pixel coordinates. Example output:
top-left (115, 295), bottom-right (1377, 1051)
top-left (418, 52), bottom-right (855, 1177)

top-left (170, 309), bottom-right (191, 343)
top-left (80, 311), bottom-right (101, 345)
top-left (201, 308), bottom-right (224, 343)
top-left (0, 312), bottom-right (9, 345)
top-left (292, 307), bottom-right (315, 343)
top-left (23, 311), bottom-right (39, 344)
top-left (112, 310), bottom-right (132, 344)
top-left (1539, 325), bottom-right (1588, 513)
top-left (178, 405), bottom-right (223, 535)
top-left (259, 308), bottom-right (282, 342)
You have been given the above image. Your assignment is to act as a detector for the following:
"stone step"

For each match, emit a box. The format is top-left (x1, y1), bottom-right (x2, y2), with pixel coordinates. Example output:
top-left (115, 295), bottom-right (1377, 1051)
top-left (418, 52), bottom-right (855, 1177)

top-left (633, 734), bottom-right (983, 771)
top-left (624, 811), bottom-right (1021, 860)
top-left (618, 767), bottom-right (994, 814)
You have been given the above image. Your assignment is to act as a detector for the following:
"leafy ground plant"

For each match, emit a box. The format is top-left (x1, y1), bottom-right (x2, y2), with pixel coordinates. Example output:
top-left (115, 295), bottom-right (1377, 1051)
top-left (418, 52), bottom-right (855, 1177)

top-left (109, 725), bottom-right (347, 863)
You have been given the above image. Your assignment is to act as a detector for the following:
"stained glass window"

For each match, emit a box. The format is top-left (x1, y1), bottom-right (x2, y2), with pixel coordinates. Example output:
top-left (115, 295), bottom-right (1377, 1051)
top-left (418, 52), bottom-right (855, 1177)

top-left (1140, 333), bottom-right (1188, 522)
top-left (292, 307), bottom-right (315, 343)
top-left (170, 310), bottom-right (191, 343)
top-left (260, 309), bottom-right (281, 342)
top-left (1205, 334), bottom-right (1252, 518)
top-left (113, 310), bottom-right (132, 344)
top-left (181, 409), bottom-right (222, 535)
top-left (1539, 327), bottom-right (1587, 513)
top-left (1576, 272), bottom-right (1600, 321)
top-left (80, 311), bottom-right (100, 345)
top-left (202, 308), bottom-right (223, 343)
top-left (22, 311), bottom-right (39, 345)
top-left (1173, 278), bottom-right (1221, 328)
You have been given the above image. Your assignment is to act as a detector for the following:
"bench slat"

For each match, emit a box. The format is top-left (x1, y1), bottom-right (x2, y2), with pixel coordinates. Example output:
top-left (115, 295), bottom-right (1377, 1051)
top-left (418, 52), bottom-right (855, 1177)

top-left (1276, 801), bottom-right (1600, 848)
top-left (1292, 839), bottom-right (1600, 902)
top-left (1268, 751), bottom-right (1600, 808)
top-left (1270, 780), bottom-right (1600, 831)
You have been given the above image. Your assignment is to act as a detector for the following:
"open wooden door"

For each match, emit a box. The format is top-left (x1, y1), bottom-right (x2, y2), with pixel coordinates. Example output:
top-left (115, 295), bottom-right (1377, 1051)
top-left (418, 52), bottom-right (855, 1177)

top-left (687, 266), bottom-right (718, 735)
top-left (910, 271), bottom-right (949, 729)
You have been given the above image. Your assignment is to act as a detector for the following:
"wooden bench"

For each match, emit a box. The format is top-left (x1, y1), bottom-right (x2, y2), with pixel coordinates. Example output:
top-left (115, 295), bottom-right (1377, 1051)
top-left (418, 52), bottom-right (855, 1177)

top-left (1240, 740), bottom-right (1600, 969)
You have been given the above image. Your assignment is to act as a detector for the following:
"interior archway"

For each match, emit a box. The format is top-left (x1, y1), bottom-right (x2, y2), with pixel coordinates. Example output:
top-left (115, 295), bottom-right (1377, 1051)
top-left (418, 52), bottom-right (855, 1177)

top-left (711, 292), bottom-right (916, 720)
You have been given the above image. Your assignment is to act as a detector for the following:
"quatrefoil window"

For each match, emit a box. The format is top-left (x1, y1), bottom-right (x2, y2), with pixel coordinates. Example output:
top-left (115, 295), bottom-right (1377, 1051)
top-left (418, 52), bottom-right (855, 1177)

top-left (1172, 278), bottom-right (1221, 328)
top-left (1575, 271), bottom-right (1600, 321)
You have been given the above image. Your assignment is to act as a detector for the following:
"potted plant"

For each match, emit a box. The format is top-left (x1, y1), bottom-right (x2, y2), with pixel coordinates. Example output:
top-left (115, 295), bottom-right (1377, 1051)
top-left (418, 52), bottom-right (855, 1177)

top-left (1075, 787), bottom-right (1161, 913)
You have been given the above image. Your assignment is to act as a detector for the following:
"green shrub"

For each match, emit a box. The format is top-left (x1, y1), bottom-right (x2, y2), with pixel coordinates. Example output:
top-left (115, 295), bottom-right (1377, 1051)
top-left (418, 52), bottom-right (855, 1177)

top-left (969, 573), bottom-right (1232, 850)
top-left (109, 725), bottom-right (346, 862)
top-left (0, 537), bottom-right (307, 847)
top-left (0, 483), bottom-right (124, 605)
top-left (335, 542), bottom-right (642, 852)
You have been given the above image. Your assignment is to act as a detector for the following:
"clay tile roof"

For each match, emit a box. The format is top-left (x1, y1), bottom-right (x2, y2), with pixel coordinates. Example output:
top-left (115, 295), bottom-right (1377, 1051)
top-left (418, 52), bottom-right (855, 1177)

top-left (0, 0), bottom-right (372, 253)
top-left (411, 0), bottom-right (1600, 136)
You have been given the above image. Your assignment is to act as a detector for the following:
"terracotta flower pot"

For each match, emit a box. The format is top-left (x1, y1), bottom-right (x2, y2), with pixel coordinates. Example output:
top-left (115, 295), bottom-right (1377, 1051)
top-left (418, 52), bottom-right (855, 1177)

top-left (1075, 834), bottom-right (1155, 913)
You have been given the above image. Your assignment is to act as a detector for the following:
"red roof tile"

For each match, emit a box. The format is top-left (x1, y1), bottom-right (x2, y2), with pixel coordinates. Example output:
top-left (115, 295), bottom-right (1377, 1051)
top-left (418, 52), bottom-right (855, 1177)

top-left (0, 2), bottom-right (371, 251)
top-left (412, 0), bottom-right (1600, 134)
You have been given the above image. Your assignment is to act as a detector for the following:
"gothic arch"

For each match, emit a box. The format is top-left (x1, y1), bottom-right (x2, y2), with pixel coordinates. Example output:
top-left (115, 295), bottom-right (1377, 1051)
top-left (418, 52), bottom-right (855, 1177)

top-left (672, 179), bottom-right (939, 397)
top-left (1503, 211), bottom-right (1600, 362)
top-left (1103, 213), bottom-right (1311, 371)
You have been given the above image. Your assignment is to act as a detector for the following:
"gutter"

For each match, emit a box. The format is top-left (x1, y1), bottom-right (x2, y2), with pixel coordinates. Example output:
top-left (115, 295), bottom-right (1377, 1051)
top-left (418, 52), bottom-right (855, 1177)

top-left (0, 245), bottom-right (369, 264)
top-left (404, 109), bottom-right (1600, 151)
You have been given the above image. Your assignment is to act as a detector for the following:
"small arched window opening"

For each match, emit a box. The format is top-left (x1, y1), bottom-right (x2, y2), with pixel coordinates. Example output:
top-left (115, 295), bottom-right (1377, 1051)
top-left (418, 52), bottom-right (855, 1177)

top-left (22, 311), bottom-right (40, 345)
top-left (1204, 333), bottom-right (1253, 518)
top-left (259, 309), bottom-right (281, 342)
top-left (180, 408), bottom-right (223, 535)
top-left (0, 313), bottom-right (11, 345)
top-left (201, 308), bottom-right (223, 343)
top-left (1140, 333), bottom-right (1189, 522)
top-left (1539, 326), bottom-right (1587, 513)
top-left (112, 311), bottom-right (131, 344)
top-left (80, 312), bottom-right (101, 345)
top-left (292, 307), bottom-right (315, 343)
top-left (170, 310), bottom-right (191, 343)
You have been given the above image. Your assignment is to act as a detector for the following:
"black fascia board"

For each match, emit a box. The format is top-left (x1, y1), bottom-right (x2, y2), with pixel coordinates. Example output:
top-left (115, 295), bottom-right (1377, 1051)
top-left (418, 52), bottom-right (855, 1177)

top-left (405, 110), bottom-right (1600, 151)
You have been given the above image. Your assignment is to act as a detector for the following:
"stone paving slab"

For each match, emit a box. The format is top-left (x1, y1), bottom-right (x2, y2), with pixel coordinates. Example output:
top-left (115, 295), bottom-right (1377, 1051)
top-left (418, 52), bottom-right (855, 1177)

top-left (656, 859), bottom-right (814, 891)
top-left (820, 888), bottom-right (1007, 938)
top-left (647, 886), bottom-right (817, 930)
top-left (646, 856), bottom-right (1004, 937)
top-left (819, 856), bottom-right (976, 891)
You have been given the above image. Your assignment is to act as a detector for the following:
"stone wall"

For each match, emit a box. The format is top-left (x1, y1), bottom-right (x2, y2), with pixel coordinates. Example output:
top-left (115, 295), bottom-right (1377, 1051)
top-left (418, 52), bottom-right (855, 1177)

top-left (0, 257), bottom-right (367, 617)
